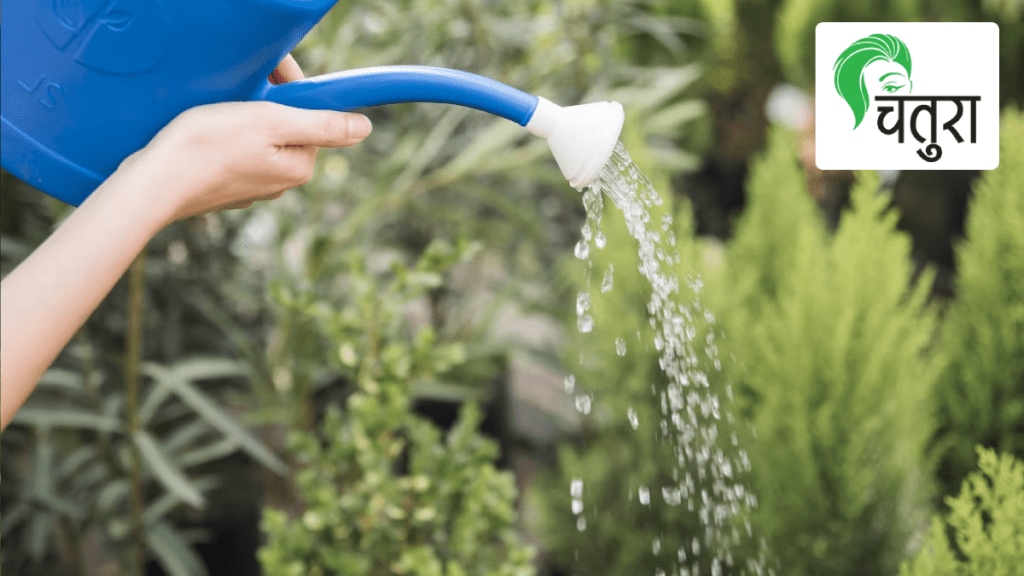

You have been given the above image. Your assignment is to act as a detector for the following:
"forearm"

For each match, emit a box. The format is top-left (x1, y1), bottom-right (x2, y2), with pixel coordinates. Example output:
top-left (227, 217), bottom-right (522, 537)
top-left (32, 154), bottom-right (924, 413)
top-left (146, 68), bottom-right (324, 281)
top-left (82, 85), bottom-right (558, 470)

top-left (1, 160), bottom-right (177, 430)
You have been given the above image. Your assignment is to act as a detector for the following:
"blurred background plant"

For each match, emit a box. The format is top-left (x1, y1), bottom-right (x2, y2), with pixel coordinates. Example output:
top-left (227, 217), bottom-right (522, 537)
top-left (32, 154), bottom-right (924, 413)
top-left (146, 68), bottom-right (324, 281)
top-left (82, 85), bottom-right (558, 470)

top-left (258, 241), bottom-right (534, 576)
top-left (2, 1), bottom-right (1024, 575)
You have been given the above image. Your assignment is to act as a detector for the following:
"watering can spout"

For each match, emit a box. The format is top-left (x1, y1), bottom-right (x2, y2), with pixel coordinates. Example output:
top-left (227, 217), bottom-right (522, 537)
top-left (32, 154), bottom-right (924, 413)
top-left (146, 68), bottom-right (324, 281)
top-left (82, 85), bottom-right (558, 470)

top-left (525, 98), bottom-right (624, 189)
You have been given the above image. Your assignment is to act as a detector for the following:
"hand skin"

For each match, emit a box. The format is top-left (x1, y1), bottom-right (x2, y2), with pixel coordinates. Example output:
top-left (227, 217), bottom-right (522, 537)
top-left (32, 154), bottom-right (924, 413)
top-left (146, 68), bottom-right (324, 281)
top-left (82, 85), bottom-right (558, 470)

top-left (0, 56), bottom-right (371, 430)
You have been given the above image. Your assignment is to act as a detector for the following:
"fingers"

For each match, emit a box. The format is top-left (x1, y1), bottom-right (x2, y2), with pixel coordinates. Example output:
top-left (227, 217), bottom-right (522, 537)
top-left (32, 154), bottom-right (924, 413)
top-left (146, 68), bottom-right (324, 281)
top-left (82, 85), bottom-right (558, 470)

top-left (269, 54), bottom-right (305, 85)
top-left (270, 108), bottom-right (373, 148)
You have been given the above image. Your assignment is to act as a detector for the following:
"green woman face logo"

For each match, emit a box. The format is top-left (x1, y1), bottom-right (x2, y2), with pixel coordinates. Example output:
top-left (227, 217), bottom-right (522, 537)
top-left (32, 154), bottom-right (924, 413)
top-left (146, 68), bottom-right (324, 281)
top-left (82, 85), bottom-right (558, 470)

top-left (833, 33), bottom-right (913, 129)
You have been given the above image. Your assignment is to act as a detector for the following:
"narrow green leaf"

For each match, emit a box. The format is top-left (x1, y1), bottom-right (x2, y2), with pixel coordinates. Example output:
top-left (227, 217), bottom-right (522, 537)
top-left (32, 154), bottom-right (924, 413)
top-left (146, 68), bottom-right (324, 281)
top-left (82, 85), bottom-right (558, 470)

top-left (37, 368), bottom-right (87, 396)
top-left (32, 437), bottom-right (54, 504)
top-left (144, 363), bottom-right (286, 474)
top-left (162, 419), bottom-right (212, 455)
top-left (12, 407), bottom-right (121, 432)
top-left (173, 357), bottom-right (248, 382)
top-left (146, 521), bottom-right (209, 576)
top-left (27, 513), bottom-right (52, 563)
top-left (1, 502), bottom-right (31, 535)
top-left (133, 430), bottom-right (205, 509)
top-left (176, 437), bottom-right (238, 468)
top-left (144, 476), bottom-right (219, 526)
top-left (96, 480), bottom-right (130, 512)
top-left (138, 381), bottom-right (174, 426)
top-left (56, 445), bottom-right (98, 480)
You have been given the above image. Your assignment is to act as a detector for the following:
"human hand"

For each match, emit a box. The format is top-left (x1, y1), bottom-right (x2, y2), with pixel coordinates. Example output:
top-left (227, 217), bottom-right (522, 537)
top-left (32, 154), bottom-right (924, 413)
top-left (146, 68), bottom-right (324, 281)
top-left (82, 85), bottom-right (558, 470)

top-left (118, 54), bottom-right (372, 221)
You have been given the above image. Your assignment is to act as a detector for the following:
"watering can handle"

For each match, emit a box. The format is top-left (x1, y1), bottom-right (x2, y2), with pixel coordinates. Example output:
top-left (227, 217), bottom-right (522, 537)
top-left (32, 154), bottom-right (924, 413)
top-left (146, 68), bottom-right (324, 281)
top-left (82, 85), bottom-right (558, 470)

top-left (260, 65), bottom-right (540, 126)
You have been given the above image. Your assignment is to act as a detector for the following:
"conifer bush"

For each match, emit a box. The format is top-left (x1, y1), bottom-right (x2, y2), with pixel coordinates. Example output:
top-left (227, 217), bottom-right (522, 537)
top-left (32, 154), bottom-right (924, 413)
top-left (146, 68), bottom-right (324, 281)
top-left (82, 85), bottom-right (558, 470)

top-left (900, 447), bottom-right (1024, 576)
top-left (712, 129), bottom-right (941, 576)
top-left (935, 109), bottom-right (1024, 497)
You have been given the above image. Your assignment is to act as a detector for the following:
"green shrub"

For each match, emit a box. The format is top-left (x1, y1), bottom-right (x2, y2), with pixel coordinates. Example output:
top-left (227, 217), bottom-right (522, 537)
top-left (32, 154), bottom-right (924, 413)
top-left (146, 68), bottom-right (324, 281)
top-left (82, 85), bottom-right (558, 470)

top-left (935, 109), bottom-right (1024, 497)
top-left (901, 447), bottom-right (1024, 576)
top-left (713, 128), bottom-right (940, 576)
top-left (258, 241), bottom-right (534, 576)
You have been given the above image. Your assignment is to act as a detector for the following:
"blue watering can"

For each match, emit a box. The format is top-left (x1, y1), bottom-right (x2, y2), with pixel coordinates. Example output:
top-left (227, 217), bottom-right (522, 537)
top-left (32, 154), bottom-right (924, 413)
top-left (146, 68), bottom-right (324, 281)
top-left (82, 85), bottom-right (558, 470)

top-left (1, 0), bottom-right (624, 206)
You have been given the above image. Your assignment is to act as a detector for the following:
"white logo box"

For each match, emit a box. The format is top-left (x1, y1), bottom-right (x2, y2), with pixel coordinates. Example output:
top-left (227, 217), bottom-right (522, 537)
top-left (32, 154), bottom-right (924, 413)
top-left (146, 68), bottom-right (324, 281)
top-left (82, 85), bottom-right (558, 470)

top-left (815, 22), bottom-right (999, 170)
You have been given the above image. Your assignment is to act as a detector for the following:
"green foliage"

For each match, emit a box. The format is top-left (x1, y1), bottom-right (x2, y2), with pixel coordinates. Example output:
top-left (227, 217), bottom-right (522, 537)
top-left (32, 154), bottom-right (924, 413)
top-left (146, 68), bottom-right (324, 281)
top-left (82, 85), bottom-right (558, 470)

top-left (935, 109), bottom-right (1024, 497)
top-left (712, 129), bottom-right (941, 575)
top-left (258, 241), bottom-right (534, 576)
top-left (901, 447), bottom-right (1024, 576)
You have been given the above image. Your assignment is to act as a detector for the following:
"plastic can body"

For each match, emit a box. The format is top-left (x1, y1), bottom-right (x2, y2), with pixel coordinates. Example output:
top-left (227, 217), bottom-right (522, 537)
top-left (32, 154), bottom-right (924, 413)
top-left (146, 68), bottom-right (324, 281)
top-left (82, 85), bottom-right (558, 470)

top-left (1, 0), bottom-right (337, 205)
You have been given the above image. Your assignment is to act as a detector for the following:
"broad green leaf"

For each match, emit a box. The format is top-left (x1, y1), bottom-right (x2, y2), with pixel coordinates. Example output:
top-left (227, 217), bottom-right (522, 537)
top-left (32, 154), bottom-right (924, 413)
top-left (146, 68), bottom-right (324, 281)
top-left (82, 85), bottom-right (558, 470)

top-left (133, 430), bottom-right (205, 509)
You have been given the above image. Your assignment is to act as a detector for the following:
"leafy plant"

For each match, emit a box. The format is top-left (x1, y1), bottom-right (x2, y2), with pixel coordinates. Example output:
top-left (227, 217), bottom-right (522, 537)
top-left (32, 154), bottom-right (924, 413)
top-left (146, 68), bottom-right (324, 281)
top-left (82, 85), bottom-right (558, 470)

top-left (900, 447), bottom-right (1024, 576)
top-left (934, 108), bottom-right (1024, 497)
top-left (258, 240), bottom-right (534, 576)
top-left (0, 345), bottom-right (284, 576)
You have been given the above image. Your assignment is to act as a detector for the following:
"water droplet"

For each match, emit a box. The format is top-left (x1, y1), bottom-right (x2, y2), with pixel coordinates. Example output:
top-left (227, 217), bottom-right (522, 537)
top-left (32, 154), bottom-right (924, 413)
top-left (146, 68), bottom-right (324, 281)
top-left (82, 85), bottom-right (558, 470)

top-left (571, 498), bottom-right (584, 515)
top-left (576, 143), bottom-right (762, 574)
top-left (574, 240), bottom-right (590, 260)
top-left (577, 314), bottom-right (594, 333)
top-left (575, 394), bottom-right (592, 415)
top-left (601, 264), bottom-right (614, 293)
top-left (576, 292), bottom-right (590, 316)
top-left (570, 478), bottom-right (583, 498)
top-left (576, 516), bottom-right (587, 531)
top-left (652, 538), bottom-right (661, 555)
top-left (662, 486), bottom-right (683, 506)
top-left (564, 374), bottom-right (576, 394)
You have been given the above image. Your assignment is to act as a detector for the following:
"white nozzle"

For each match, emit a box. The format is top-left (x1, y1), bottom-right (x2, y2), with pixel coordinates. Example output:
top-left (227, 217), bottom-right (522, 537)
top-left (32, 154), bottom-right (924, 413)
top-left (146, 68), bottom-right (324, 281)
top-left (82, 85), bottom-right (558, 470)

top-left (525, 97), bottom-right (625, 189)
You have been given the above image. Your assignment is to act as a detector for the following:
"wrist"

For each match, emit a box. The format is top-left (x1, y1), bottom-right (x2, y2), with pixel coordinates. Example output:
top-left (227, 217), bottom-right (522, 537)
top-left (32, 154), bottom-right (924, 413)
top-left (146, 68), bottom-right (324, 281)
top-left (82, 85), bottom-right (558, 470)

top-left (97, 149), bottom-right (191, 228)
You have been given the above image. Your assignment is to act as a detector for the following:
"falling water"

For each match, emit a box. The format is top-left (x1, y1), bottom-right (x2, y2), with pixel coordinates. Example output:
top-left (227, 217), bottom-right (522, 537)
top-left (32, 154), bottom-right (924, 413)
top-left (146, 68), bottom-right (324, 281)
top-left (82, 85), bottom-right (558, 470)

top-left (571, 143), bottom-right (769, 575)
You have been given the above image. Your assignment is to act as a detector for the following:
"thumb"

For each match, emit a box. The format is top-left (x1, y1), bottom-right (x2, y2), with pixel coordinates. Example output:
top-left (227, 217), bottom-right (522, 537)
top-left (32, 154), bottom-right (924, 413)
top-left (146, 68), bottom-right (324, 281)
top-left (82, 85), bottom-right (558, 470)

top-left (271, 107), bottom-right (372, 148)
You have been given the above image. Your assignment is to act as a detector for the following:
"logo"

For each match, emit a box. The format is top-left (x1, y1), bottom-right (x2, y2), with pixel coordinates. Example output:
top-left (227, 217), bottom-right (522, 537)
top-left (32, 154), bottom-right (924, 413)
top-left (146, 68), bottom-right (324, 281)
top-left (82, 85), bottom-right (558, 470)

top-left (37, 0), bottom-right (171, 75)
top-left (816, 23), bottom-right (999, 170)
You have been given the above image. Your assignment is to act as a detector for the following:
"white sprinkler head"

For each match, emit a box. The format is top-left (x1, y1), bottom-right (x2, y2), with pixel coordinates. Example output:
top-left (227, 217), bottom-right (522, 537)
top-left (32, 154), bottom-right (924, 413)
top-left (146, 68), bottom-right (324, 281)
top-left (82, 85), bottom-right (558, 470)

top-left (525, 97), bottom-right (625, 189)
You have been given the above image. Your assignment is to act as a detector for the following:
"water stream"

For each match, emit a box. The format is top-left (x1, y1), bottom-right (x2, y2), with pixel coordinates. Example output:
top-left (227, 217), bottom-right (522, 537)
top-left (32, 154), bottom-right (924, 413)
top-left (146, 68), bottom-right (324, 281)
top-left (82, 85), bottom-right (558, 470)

top-left (570, 143), bottom-right (770, 575)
